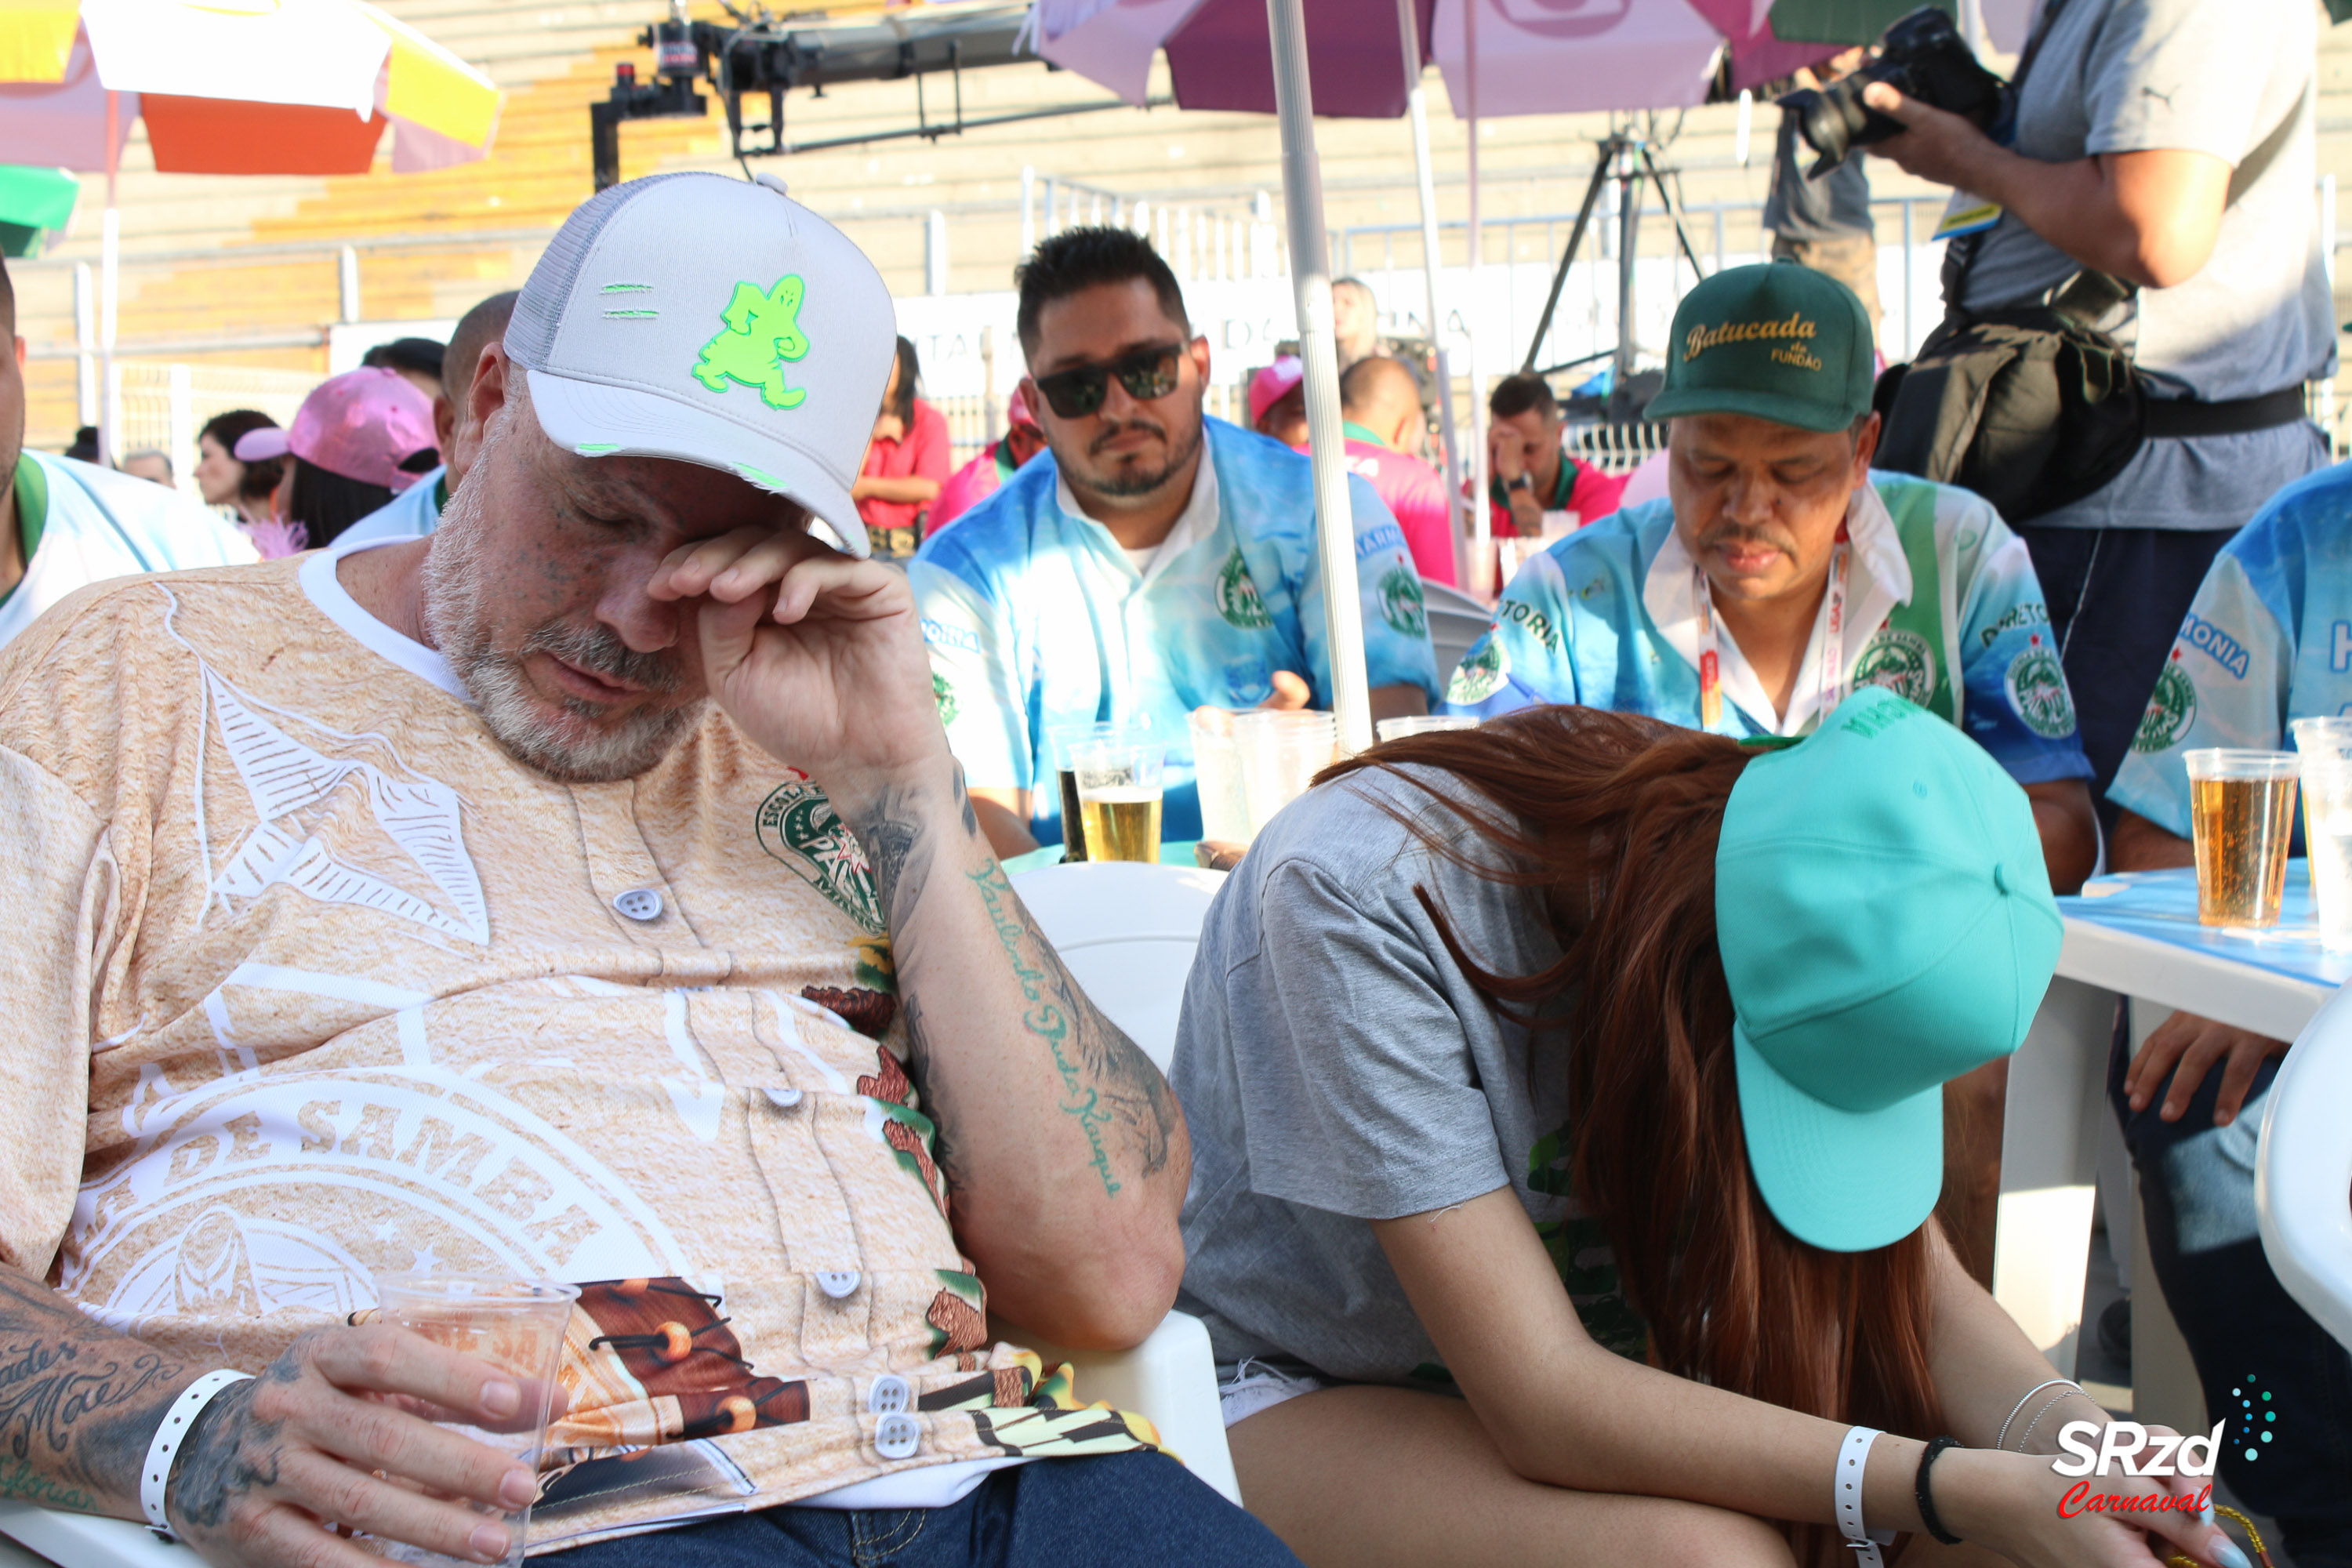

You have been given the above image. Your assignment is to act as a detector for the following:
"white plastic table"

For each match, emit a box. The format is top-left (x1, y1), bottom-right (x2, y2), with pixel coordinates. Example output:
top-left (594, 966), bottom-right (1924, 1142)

top-left (1993, 864), bottom-right (2349, 1391)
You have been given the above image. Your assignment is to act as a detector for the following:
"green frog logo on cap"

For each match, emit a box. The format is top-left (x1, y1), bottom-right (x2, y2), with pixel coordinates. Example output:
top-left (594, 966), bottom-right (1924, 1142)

top-left (693, 274), bottom-right (811, 410)
top-left (2132, 651), bottom-right (2198, 754)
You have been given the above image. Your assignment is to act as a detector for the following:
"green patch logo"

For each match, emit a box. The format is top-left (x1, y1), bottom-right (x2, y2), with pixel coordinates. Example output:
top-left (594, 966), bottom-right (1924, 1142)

top-left (692, 274), bottom-right (811, 410)
top-left (932, 671), bottom-right (958, 728)
top-left (2006, 636), bottom-right (2078, 739)
top-left (1853, 627), bottom-right (1936, 706)
top-left (1379, 564), bottom-right (1427, 637)
top-left (756, 775), bottom-right (883, 932)
top-left (1446, 633), bottom-right (1508, 705)
top-left (2132, 653), bottom-right (2198, 754)
top-left (1215, 546), bottom-right (1272, 630)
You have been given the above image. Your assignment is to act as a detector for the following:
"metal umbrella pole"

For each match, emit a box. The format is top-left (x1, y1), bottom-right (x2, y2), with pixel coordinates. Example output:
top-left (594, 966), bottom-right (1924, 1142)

top-left (1266, 0), bottom-right (1374, 757)
top-left (1393, 0), bottom-right (1463, 539)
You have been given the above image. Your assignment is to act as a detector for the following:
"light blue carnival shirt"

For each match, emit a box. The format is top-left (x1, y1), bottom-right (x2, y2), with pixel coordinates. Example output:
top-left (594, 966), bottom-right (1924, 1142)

top-left (0, 451), bottom-right (256, 650)
top-left (2110, 462), bottom-right (2352, 837)
top-left (1439, 470), bottom-right (2093, 786)
top-left (337, 466), bottom-right (446, 546)
top-left (911, 417), bottom-right (1440, 844)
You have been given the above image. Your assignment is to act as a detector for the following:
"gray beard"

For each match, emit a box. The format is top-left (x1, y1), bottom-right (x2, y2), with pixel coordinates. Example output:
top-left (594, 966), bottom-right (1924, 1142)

top-left (422, 457), bottom-right (703, 785)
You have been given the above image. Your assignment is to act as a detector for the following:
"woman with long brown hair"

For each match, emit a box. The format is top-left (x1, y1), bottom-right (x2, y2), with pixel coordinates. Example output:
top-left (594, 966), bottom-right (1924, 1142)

top-left (1174, 691), bottom-right (2241, 1568)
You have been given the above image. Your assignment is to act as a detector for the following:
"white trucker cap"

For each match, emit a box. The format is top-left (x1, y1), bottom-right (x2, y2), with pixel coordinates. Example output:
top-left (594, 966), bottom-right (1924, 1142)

top-left (506, 171), bottom-right (895, 556)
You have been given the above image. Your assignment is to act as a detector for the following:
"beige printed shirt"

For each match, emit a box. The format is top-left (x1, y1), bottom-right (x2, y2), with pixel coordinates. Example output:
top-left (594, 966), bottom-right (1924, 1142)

top-left (0, 548), bottom-right (1148, 1551)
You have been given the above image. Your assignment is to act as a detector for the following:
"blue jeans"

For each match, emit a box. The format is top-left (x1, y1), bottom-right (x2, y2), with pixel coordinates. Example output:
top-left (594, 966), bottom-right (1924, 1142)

top-left (546, 1453), bottom-right (1301, 1567)
top-left (2111, 1027), bottom-right (2352, 1566)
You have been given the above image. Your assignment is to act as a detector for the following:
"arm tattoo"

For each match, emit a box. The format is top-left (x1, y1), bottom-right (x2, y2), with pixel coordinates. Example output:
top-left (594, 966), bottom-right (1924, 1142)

top-left (965, 859), bottom-right (1177, 1195)
top-left (844, 766), bottom-right (1179, 1199)
top-left (0, 1267), bottom-right (186, 1515)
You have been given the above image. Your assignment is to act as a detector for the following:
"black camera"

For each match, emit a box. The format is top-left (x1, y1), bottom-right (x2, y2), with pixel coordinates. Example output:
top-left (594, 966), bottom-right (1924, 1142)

top-left (1778, 6), bottom-right (2006, 178)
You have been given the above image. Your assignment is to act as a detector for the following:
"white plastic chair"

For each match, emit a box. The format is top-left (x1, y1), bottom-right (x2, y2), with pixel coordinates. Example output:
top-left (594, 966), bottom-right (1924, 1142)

top-left (1003, 860), bottom-right (1240, 1504)
top-left (2256, 982), bottom-right (2352, 1353)
top-left (0, 864), bottom-right (1240, 1566)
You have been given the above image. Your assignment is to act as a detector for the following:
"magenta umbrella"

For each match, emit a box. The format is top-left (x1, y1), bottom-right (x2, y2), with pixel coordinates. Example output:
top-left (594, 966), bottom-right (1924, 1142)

top-left (1027, 0), bottom-right (1835, 118)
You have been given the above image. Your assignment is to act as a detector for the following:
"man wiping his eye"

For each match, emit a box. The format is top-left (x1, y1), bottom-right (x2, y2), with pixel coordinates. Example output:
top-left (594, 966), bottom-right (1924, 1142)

top-left (909, 227), bottom-right (1440, 858)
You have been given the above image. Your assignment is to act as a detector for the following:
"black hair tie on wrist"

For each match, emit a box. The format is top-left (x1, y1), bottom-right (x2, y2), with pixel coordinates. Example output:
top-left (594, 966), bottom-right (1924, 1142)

top-left (1915, 1436), bottom-right (1963, 1546)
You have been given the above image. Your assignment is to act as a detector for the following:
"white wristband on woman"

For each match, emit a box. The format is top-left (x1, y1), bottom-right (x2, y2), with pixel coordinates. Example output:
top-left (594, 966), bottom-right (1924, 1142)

top-left (1835, 1425), bottom-right (1897, 1568)
top-left (141, 1370), bottom-right (253, 1539)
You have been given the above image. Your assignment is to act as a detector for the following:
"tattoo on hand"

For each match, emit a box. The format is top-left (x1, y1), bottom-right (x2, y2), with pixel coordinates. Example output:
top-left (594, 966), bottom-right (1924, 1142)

top-left (169, 1353), bottom-right (299, 1534)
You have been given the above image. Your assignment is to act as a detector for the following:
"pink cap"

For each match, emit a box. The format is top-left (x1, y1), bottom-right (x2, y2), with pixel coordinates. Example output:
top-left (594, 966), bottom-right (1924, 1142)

top-left (1248, 357), bottom-right (1305, 426)
top-left (245, 367), bottom-right (438, 492)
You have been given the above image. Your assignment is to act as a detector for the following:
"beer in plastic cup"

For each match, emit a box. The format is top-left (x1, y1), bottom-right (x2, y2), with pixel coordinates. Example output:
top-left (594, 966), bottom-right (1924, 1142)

top-left (1047, 721), bottom-right (1138, 863)
top-left (1374, 715), bottom-right (1479, 743)
top-left (1071, 738), bottom-right (1165, 863)
top-left (1187, 708), bottom-right (1252, 844)
top-left (2183, 749), bottom-right (2299, 929)
top-left (372, 1273), bottom-right (579, 1568)
top-left (1235, 710), bottom-right (1337, 837)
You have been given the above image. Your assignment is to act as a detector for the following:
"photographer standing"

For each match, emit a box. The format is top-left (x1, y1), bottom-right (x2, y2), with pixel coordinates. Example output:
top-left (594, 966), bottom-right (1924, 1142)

top-left (1871, 9), bottom-right (2350, 1564)
top-left (1865, 0), bottom-right (2332, 815)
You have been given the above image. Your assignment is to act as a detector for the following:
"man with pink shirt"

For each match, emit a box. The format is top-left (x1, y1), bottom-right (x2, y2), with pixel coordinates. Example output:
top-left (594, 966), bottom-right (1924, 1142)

top-left (1339, 356), bottom-right (1454, 586)
top-left (1247, 356), bottom-right (1457, 586)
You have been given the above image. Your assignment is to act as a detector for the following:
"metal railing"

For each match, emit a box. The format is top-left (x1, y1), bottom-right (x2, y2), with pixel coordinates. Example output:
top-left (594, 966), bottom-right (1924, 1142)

top-left (104, 362), bottom-right (321, 494)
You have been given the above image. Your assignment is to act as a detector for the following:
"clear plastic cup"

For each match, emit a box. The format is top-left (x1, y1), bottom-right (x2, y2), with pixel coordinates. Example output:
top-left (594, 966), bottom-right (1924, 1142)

top-left (2299, 753), bottom-right (2352, 946)
top-left (1187, 708), bottom-right (1252, 844)
top-left (2290, 715), bottom-right (2352, 760)
top-left (1070, 737), bottom-right (1166, 863)
top-left (2182, 749), bottom-right (2300, 929)
top-left (1047, 720), bottom-right (1142, 863)
top-left (1235, 710), bottom-right (1338, 837)
top-left (372, 1274), bottom-right (579, 1568)
top-left (1374, 715), bottom-right (1479, 743)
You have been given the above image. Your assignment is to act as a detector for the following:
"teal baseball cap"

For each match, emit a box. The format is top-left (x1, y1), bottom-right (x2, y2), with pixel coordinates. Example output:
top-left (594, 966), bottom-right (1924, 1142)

top-left (1645, 260), bottom-right (1875, 434)
top-left (1715, 686), bottom-right (2062, 1253)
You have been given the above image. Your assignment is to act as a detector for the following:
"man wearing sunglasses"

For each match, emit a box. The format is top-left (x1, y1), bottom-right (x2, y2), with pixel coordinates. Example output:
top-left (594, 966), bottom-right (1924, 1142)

top-left (913, 227), bottom-right (1440, 858)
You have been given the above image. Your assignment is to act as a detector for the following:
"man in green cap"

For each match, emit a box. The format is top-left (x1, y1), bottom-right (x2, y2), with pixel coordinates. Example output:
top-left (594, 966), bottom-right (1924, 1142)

top-left (1438, 262), bottom-right (2097, 1269)
top-left (1440, 260), bottom-right (2096, 895)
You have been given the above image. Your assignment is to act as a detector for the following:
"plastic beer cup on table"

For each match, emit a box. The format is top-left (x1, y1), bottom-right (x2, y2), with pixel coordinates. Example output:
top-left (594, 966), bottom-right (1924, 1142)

top-left (1047, 720), bottom-right (1139, 863)
top-left (1234, 710), bottom-right (1338, 838)
top-left (371, 1273), bottom-right (579, 1567)
top-left (2182, 749), bottom-right (2300, 930)
top-left (1187, 708), bottom-right (1252, 844)
top-left (1070, 737), bottom-right (1166, 863)
top-left (1374, 715), bottom-right (1479, 743)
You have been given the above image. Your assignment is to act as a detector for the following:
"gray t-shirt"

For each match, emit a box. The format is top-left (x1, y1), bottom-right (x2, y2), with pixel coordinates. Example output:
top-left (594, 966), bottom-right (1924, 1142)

top-left (1172, 764), bottom-right (1646, 1387)
top-left (1949, 0), bottom-right (2333, 532)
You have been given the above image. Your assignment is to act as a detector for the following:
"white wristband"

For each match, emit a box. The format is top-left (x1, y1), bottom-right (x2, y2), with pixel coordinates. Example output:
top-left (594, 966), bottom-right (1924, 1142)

top-left (141, 1370), bottom-right (253, 1538)
top-left (1835, 1425), bottom-right (1889, 1567)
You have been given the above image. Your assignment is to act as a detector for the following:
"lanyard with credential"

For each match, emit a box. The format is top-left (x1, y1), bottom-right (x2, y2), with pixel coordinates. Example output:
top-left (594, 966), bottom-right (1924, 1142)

top-left (1691, 531), bottom-right (1853, 735)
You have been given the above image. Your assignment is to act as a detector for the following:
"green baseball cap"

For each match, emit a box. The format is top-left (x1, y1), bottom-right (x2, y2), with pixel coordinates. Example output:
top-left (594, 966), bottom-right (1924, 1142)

top-left (1646, 260), bottom-right (1875, 433)
top-left (1715, 686), bottom-right (2062, 1253)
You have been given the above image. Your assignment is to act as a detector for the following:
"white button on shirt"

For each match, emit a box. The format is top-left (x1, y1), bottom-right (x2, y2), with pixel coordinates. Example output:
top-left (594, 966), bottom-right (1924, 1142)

top-left (867, 1374), bottom-right (912, 1414)
top-left (874, 1413), bottom-right (922, 1460)
top-left (613, 888), bottom-right (664, 922)
top-left (815, 1270), bottom-right (862, 1299)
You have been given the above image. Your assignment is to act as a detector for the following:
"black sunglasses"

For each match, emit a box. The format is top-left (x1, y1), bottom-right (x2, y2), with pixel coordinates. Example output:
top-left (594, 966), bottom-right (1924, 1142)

top-left (1032, 343), bottom-right (1186, 419)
